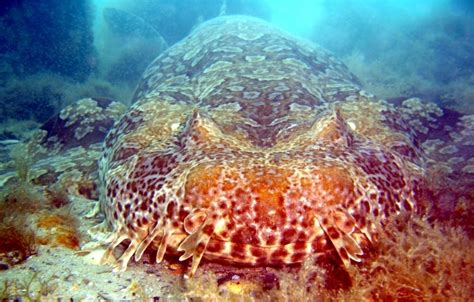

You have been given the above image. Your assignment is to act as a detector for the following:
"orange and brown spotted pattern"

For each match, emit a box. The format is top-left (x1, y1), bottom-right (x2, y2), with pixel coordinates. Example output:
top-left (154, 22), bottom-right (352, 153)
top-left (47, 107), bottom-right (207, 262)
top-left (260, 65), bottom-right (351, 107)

top-left (98, 16), bottom-right (473, 276)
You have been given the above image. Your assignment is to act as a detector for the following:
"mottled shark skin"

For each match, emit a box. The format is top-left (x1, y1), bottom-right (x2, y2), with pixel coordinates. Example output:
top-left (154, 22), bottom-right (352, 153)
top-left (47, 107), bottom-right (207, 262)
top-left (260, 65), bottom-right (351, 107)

top-left (98, 16), bottom-right (474, 277)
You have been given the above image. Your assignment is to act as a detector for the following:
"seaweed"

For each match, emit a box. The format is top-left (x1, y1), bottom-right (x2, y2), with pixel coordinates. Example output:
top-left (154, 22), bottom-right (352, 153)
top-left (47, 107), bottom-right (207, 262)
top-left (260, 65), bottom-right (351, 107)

top-left (0, 146), bottom-right (44, 268)
top-left (127, 279), bottom-right (151, 302)
top-left (35, 209), bottom-right (81, 250)
top-left (270, 216), bottom-right (474, 300)
top-left (164, 215), bottom-right (473, 301)
top-left (0, 271), bottom-right (57, 301)
top-left (180, 271), bottom-right (253, 301)
top-left (0, 184), bottom-right (43, 218)
top-left (358, 217), bottom-right (474, 300)
top-left (9, 142), bottom-right (33, 183)
top-left (0, 171), bottom-right (42, 269)
top-left (44, 185), bottom-right (70, 208)
top-left (0, 224), bottom-right (36, 269)
top-left (0, 143), bottom-right (80, 269)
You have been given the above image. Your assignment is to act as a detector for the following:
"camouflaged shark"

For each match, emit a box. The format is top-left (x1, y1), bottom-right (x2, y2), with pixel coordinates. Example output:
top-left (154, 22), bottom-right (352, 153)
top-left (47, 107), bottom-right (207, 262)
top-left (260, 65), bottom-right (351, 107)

top-left (98, 16), bottom-right (474, 277)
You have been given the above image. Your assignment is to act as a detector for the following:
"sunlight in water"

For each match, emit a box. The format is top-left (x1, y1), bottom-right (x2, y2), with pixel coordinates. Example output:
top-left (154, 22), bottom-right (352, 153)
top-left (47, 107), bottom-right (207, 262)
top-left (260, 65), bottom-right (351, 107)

top-left (265, 0), bottom-right (451, 38)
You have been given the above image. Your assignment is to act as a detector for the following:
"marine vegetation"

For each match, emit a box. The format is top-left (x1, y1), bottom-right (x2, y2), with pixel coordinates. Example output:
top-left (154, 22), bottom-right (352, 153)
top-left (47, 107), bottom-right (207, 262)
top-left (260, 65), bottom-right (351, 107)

top-left (158, 216), bottom-right (473, 300)
top-left (0, 271), bottom-right (57, 301)
top-left (0, 181), bottom-right (39, 269)
top-left (0, 224), bottom-right (36, 270)
top-left (0, 142), bottom-right (82, 270)
top-left (270, 216), bottom-right (473, 300)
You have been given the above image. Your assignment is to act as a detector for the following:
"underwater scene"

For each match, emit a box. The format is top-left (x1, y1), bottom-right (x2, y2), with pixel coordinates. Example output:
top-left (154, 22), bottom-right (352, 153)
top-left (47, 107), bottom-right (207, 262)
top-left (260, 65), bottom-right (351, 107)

top-left (0, 0), bottom-right (473, 300)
